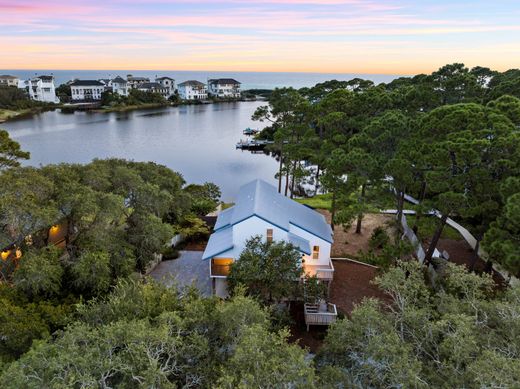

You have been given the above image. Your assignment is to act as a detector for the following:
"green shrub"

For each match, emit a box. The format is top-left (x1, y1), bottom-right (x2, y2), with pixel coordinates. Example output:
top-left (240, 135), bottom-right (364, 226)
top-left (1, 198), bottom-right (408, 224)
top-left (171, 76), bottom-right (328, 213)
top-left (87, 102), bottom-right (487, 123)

top-left (303, 275), bottom-right (328, 304)
top-left (369, 226), bottom-right (390, 250)
top-left (162, 246), bottom-right (179, 260)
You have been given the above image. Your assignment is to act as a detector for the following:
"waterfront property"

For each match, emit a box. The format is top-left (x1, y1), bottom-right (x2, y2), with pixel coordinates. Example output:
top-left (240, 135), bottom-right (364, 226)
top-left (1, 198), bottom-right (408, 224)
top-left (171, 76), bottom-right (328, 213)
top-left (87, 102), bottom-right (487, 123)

top-left (111, 76), bottom-right (129, 96)
top-left (126, 74), bottom-right (150, 89)
top-left (208, 78), bottom-right (241, 98)
top-left (136, 82), bottom-right (170, 98)
top-left (0, 75), bottom-right (19, 87)
top-left (178, 80), bottom-right (208, 100)
top-left (69, 80), bottom-right (105, 102)
top-left (155, 76), bottom-right (175, 98)
top-left (24, 75), bottom-right (59, 103)
top-left (202, 179), bottom-right (334, 298)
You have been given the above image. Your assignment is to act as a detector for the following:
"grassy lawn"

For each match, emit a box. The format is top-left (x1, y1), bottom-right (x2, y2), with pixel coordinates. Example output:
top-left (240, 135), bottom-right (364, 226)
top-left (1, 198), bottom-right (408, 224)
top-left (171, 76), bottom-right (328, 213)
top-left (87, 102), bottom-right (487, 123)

top-left (406, 215), bottom-right (461, 240)
top-left (296, 193), bottom-right (333, 210)
top-left (0, 108), bottom-right (31, 122)
top-left (96, 103), bottom-right (168, 113)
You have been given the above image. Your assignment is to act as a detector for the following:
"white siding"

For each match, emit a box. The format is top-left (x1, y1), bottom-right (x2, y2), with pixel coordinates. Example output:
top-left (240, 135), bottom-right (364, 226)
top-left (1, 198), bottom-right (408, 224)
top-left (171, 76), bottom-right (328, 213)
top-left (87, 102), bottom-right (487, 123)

top-left (70, 86), bottom-right (104, 101)
top-left (208, 83), bottom-right (241, 98)
top-left (289, 223), bottom-right (331, 267)
top-left (179, 84), bottom-right (207, 100)
top-left (231, 216), bottom-right (288, 258)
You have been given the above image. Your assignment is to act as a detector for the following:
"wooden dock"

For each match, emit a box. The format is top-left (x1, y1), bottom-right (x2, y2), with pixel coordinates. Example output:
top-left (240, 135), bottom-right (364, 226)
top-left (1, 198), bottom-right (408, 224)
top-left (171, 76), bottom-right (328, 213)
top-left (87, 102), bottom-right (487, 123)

top-left (236, 139), bottom-right (274, 150)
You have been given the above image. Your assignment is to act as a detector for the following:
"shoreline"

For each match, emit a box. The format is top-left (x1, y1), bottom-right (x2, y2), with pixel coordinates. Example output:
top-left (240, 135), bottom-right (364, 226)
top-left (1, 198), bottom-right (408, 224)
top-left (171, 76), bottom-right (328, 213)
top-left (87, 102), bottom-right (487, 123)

top-left (1, 97), bottom-right (264, 123)
top-left (0, 107), bottom-right (52, 123)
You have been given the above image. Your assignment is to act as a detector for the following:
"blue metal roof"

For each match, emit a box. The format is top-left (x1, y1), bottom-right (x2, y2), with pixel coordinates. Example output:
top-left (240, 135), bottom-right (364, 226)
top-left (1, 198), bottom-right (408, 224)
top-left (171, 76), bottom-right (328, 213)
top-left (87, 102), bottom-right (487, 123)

top-left (214, 206), bottom-right (234, 230)
top-left (230, 180), bottom-right (332, 242)
top-left (287, 232), bottom-right (311, 255)
top-left (213, 180), bottom-right (333, 242)
top-left (202, 227), bottom-right (233, 260)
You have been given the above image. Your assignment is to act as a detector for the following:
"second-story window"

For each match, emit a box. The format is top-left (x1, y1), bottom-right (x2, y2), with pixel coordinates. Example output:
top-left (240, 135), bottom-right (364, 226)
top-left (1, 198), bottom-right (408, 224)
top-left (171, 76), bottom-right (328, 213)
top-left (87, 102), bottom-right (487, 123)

top-left (312, 245), bottom-right (320, 260)
top-left (266, 229), bottom-right (273, 243)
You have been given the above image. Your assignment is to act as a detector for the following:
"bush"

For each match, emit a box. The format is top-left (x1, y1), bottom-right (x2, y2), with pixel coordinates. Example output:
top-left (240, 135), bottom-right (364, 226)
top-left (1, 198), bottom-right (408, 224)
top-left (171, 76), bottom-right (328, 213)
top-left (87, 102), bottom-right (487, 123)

top-left (369, 226), bottom-right (390, 249)
top-left (303, 275), bottom-right (328, 304)
top-left (268, 303), bottom-right (293, 332)
top-left (162, 246), bottom-right (179, 260)
top-left (358, 241), bottom-right (414, 269)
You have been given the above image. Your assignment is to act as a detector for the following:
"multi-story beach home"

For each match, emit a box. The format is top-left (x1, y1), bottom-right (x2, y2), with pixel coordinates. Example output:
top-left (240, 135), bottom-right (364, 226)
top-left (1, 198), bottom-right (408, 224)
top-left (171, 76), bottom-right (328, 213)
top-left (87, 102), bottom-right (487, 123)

top-left (24, 75), bottom-right (59, 103)
top-left (155, 76), bottom-right (175, 98)
top-left (202, 179), bottom-right (334, 298)
top-left (98, 78), bottom-right (112, 92)
top-left (136, 82), bottom-right (170, 98)
top-left (69, 80), bottom-right (105, 102)
top-left (178, 80), bottom-right (208, 100)
top-left (111, 76), bottom-right (129, 96)
top-left (0, 75), bottom-right (20, 87)
top-left (207, 78), bottom-right (241, 98)
top-left (126, 74), bottom-right (150, 89)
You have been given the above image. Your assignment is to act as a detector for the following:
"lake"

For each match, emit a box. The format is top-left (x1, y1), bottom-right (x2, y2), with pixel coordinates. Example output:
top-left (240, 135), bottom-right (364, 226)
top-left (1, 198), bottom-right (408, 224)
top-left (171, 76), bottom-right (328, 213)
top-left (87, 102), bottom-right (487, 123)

top-left (2, 102), bottom-right (279, 201)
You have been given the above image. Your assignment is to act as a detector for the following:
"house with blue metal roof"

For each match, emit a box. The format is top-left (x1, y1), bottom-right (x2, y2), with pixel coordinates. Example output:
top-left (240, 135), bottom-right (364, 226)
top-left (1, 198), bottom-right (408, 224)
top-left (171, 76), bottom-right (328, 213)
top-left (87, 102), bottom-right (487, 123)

top-left (203, 179), bottom-right (334, 297)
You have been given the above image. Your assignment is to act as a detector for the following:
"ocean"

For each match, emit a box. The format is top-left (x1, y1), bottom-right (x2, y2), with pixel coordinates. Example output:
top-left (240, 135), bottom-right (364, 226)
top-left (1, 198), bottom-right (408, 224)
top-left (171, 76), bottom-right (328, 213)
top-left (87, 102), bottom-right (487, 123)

top-left (0, 69), bottom-right (402, 90)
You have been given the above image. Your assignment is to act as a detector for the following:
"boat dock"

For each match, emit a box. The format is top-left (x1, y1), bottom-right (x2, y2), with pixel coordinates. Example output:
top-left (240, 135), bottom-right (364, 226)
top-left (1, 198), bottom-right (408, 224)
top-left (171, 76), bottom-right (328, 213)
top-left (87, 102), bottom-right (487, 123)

top-left (236, 139), bottom-right (274, 150)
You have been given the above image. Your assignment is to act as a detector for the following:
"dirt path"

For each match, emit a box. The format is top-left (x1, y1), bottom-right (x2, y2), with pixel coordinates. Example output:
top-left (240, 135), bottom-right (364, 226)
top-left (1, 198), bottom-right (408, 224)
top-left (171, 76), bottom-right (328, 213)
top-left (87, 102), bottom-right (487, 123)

top-left (318, 210), bottom-right (397, 257)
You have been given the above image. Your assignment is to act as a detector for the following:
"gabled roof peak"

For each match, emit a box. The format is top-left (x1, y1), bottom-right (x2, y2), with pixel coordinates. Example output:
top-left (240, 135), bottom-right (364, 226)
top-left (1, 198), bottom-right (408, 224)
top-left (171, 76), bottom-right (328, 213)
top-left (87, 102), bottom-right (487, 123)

top-left (214, 179), bottom-right (333, 243)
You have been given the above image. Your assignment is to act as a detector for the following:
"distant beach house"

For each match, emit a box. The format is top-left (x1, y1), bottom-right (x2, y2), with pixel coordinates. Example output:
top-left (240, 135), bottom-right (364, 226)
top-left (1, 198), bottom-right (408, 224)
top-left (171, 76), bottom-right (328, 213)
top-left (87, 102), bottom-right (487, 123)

top-left (208, 78), bottom-right (241, 98)
top-left (155, 76), bottom-right (175, 98)
top-left (178, 80), bottom-right (208, 100)
top-left (24, 75), bottom-right (59, 103)
top-left (0, 75), bottom-right (19, 87)
top-left (111, 76), bottom-right (128, 96)
top-left (126, 74), bottom-right (150, 89)
top-left (202, 179), bottom-right (334, 298)
top-left (136, 82), bottom-right (170, 98)
top-left (69, 80), bottom-right (105, 102)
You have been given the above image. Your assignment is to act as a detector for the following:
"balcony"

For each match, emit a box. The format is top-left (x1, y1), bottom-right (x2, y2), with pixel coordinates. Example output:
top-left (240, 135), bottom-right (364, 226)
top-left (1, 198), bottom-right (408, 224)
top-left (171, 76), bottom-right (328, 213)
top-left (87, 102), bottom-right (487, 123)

top-left (304, 302), bottom-right (338, 331)
top-left (303, 258), bottom-right (334, 281)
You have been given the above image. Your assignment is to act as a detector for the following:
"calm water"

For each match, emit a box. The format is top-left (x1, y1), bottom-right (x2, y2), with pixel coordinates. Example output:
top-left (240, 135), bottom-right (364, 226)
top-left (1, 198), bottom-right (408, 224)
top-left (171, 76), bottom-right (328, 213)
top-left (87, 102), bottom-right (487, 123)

top-left (3, 102), bottom-right (279, 200)
top-left (3, 69), bottom-right (400, 89)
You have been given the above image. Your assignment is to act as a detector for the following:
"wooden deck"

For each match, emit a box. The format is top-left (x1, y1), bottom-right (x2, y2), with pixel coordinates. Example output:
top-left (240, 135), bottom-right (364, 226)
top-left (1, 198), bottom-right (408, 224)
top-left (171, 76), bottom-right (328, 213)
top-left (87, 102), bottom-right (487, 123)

top-left (304, 302), bottom-right (338, 331)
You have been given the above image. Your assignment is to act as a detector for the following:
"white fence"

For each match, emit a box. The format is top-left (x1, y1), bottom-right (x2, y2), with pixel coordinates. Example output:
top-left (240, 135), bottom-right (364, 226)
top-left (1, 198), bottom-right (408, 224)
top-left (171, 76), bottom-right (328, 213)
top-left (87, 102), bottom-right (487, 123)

top-left (170, 234), bottom-right (184, 247)
top-left (390, 192), bottom-right (518, 286)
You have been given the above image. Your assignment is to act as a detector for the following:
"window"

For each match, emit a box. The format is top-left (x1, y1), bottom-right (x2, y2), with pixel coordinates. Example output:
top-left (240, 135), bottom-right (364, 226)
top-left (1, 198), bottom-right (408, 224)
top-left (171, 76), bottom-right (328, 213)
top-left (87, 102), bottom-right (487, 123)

top-left (266, 229), bottom-right (273, 243)
top-left (312, 245), bottom-right (320, 260)
top-left (212, 258), bottom-right (233, 276)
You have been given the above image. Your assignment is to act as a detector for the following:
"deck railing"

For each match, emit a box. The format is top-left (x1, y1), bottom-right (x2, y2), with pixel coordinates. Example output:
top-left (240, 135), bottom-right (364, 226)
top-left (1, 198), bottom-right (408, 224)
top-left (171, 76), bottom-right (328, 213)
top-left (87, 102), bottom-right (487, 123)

top-left (304, 258), bottom-right (335, 281)
top-left (316, 260), bottom-right (335, 280)
top-left (304, 302), bottom-right (338, 331)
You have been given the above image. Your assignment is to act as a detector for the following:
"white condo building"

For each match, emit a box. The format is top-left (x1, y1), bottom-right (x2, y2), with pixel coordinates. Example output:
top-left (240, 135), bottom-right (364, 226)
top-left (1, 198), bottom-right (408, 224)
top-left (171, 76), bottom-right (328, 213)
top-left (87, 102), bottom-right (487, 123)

top-left (126, 75), bottom-right (150, 89)
top-left (69, 80), bottom-right (105, 101)
top-left (24, 75), bottom-right (59, 103)
top-left (136, 82), bottom-right (170, 98)
top-left (111, 76), bottom-right (129, 96)
top-left (0, 75), bottom-right (20, 87)
top-left (207, 78), bottom-right (241, 98)
top-left (178, 80), bottom-right (208, 100)
top-left (155, 77), bottom-right (175, 98)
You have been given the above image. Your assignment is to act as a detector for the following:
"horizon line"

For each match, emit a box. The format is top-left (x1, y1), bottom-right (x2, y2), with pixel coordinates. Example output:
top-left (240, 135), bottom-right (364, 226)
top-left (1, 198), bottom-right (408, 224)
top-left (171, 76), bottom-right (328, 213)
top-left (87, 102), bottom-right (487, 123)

top-left (0, 67), bottom-right (417, 77)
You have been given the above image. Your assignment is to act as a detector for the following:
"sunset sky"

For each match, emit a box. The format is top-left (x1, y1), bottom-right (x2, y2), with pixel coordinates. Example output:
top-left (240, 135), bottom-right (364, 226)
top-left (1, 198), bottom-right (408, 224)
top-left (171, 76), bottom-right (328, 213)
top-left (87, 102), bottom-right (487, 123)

top-left (1, 0), bottom-right (519, 74)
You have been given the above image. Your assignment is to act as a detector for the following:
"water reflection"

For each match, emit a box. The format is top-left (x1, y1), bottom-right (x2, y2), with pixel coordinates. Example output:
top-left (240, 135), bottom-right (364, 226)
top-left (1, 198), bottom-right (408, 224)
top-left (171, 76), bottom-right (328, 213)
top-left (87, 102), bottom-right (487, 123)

top-left (3, 102), bottom-right (278, 201)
